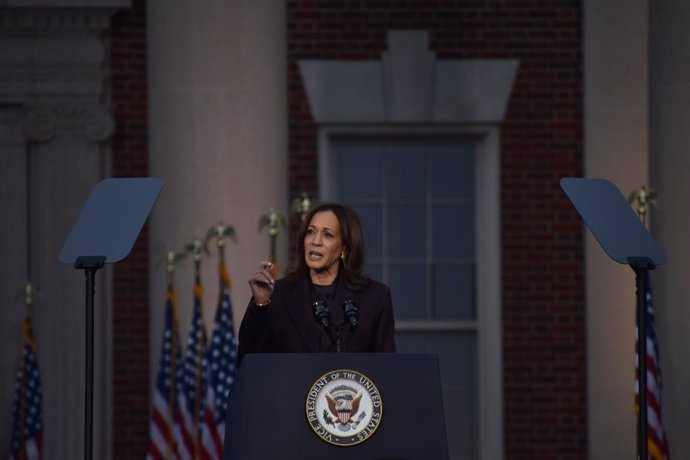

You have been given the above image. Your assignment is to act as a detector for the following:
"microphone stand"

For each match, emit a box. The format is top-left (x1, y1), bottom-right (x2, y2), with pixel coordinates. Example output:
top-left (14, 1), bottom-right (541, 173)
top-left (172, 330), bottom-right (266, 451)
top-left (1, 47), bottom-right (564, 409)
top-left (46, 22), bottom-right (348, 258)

top-left (313, 300), bottom-right (341, 352)
top-left (335, 329), bottom-right (341, 353)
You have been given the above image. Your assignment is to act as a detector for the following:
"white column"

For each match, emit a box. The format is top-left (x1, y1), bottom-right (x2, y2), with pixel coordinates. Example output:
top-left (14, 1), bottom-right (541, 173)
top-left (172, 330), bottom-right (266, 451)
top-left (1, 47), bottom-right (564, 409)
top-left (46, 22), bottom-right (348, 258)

top-left (0, 6), bottom-right (118, 458)
top-left (147, 0), bottom-right (287, 378)
top-left (584, 1), bottom-right (648, 459)
top-left (649, 2), bottom-right (690, 458)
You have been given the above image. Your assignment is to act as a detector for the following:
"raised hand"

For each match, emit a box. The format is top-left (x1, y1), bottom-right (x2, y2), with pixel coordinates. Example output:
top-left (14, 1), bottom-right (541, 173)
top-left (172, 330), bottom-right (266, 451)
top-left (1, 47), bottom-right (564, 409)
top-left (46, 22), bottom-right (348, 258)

top-left (248, 261), bottom-right (275, 306)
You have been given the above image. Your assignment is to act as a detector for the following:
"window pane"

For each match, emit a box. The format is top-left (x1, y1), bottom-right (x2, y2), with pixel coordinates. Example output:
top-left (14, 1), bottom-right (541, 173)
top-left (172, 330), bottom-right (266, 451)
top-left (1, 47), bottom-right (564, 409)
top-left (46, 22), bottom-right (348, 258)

top-left (389, 205), bottom-right (426, 258)
top-left (337, 145), bottom-right (383, 200)
top-left (433, 332), bottom-right (477, 460)
top-left (445, 390), bottom-right (477, 459)
top-left (433, 263), bottom-right (475, 320)
top-left (394, 331), bottom-right (478, 460)
top-left (352, 204), bottom-right (382, 259)
top-left (432, 203), bottom-right (474, 258)
top-left (431, 144), bottom-right (475, 199)
top-left (394, 332), bottom-right (428, 353)
top-left (335, 141), bottom-right (481, 460)
top-left (433, 332), bottom-right (475, 391)
top-left (387, 146), bottom-right (425, 199)
top-left (389, 264), bottom-right (426, 320)
top-left (364, 262), bottom-right (383, 282)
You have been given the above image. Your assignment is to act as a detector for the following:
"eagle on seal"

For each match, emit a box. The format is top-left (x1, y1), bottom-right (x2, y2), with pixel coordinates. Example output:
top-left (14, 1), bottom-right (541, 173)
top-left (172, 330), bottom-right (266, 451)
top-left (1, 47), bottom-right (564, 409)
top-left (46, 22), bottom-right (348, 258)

top-left (326, 392), bottom-right (362, 425)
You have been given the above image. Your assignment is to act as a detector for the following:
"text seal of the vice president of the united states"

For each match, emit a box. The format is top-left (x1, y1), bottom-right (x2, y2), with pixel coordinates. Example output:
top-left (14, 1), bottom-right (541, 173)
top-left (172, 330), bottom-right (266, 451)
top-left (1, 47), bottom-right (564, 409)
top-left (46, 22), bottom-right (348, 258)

top-left (306, 368), bottom-right (383, 447)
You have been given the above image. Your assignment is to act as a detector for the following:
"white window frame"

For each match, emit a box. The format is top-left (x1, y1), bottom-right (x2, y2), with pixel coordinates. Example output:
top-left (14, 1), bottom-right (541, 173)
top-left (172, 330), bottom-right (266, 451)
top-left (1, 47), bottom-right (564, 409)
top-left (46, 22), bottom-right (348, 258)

top-left (319, 124), bottom-right (502, 460)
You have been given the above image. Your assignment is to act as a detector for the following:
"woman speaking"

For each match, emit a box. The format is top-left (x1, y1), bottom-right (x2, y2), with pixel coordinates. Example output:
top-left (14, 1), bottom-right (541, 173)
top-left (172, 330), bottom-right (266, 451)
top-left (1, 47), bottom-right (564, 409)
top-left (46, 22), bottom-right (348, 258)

top-left (238, 202), bottom-right (396, 361)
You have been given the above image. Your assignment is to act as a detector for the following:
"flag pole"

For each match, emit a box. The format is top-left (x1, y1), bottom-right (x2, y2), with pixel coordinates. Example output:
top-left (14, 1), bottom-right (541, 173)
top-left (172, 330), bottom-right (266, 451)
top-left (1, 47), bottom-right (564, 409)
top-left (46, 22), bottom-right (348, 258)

top-left (186, 238), bottom-right (207, 460)
top-left (146, 249), bottom-right (186, 460)
top-left (10, 283), bottom-right (44, 460)
top-left (631, 259), bottom-right (650, 460)
top-left (17, 285), bottom-right (32, 460)
top-left (165, 250), bottom-right (183, 458)
top-left (204, 221), bottom-right (239, 458)
top-left (628, 186), bottom-right (657, 460)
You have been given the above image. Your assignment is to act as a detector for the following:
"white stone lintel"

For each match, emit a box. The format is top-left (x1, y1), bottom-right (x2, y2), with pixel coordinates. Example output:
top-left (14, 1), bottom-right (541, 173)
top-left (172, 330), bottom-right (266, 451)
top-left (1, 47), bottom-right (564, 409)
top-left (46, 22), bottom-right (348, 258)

top-left (300, 30), bottom-right (519, 125)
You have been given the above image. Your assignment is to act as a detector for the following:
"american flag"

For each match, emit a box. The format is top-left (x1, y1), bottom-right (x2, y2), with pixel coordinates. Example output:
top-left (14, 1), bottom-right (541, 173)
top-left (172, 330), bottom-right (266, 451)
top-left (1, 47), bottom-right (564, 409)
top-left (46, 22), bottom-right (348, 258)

top-left (9, 315), bottom-right (43, 460)
top-left (636, 272), bottom-right (670, 460)
top-left (175, 280), bottom-right (215, 460)
top-left (200, 261), bottom-right (238, 458)
top-left (146, 288), bottom-right (182, 460)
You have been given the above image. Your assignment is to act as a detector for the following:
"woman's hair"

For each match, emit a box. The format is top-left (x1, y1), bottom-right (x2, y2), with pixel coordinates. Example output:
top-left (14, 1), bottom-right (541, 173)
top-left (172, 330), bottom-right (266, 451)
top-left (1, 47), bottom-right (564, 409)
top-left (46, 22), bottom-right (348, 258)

top-left (285, 202), bottom-right (369, 290)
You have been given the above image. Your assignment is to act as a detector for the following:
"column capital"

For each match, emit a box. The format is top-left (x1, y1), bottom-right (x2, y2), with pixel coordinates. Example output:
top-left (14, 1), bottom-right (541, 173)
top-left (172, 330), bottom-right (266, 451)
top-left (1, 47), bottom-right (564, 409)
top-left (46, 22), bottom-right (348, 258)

top-left (25, 104), bottom-right (114, 143)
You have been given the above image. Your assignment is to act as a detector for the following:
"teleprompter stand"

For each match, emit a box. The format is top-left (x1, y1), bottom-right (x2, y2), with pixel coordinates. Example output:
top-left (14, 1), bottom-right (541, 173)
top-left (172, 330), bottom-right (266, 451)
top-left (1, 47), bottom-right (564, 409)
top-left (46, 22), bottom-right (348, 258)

top-left (561, 178), bottom-right (665, 460)
top-left (59, 178), bottom-right (162, 460)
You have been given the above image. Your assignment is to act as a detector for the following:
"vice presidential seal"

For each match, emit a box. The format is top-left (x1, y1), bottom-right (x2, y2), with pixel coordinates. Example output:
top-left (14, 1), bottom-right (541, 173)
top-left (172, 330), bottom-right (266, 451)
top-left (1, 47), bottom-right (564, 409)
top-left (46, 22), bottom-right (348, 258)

top-left (306, 369), bottom-right (383, 446)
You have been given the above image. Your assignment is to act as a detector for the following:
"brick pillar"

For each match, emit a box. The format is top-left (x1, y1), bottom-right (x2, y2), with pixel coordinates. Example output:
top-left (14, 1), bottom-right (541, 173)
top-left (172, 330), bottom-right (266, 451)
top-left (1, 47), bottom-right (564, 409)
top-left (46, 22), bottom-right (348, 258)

top-left (111, 1), bottom-right (151, 457)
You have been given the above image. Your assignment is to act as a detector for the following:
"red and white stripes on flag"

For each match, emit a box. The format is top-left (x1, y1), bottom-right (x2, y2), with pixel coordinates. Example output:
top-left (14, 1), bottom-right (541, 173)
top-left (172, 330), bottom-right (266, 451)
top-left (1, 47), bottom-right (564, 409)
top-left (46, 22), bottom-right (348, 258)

top-left (175, 277), bottom-right (223, 460)
top-left (200, 383), bottom-right (223, 459)
top-left (175, 276), bottom-right (207, 460)
top-left (148, 260), bottom-right (237, 459)
top-left (146, 288), bottom-right (182, 460)
top-left (635, 273), bottom-right (670, 460)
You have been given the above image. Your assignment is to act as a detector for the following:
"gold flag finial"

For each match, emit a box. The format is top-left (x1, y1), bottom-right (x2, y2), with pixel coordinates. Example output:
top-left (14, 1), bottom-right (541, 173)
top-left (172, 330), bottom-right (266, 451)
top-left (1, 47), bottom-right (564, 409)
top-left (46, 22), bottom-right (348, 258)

top-left (205, 222), bottom-right (237, 286)
top-left (164, 250), bottom-right (187, 273)
top-left (290, 192), bottom-right (315, 222)
top-left (259, 207), bottom-right (286, 277)
top-left (628, 186), bottom-right (657, 227)
top-left (184, 237), bottom-right (209, 263)
top-left (156, 249), bottom-right (187, 286)
top-left (259, 207), bottom-right (286, 238)
top-left (24, 281), bottom-right (34, 307)
top-left (184, 237), bottom-right (209, 282)
top-left (205, 222), bottom-right (237, 249)
top-left (17, 281), bottom-right (40, 311)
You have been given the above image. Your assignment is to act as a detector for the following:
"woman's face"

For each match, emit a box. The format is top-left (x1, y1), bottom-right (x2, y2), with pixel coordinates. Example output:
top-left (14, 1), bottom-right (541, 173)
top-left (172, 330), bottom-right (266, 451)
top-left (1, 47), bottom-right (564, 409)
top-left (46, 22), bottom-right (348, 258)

top-left (304, 210), bottom-right (345, 277)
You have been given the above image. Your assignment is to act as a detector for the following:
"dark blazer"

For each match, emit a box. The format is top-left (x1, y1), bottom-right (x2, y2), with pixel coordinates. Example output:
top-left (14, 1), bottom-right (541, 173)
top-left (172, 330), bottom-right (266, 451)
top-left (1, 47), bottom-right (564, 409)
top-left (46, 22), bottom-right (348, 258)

top-left (238, 274), bottom-right (396, 362)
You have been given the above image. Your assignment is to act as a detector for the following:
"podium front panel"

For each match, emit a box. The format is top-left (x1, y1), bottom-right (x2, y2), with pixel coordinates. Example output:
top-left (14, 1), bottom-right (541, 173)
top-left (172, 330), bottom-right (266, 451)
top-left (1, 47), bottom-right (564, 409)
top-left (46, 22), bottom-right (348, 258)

top-left (224, 353), bottom-right (448, 460)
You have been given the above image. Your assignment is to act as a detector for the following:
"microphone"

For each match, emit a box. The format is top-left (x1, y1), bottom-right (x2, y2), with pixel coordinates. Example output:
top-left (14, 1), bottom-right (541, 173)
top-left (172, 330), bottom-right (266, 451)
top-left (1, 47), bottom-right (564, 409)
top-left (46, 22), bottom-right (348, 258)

top-left (312, 299), bottom-right (331, 329)
top-left (342, 299), bottom-right (359, 328)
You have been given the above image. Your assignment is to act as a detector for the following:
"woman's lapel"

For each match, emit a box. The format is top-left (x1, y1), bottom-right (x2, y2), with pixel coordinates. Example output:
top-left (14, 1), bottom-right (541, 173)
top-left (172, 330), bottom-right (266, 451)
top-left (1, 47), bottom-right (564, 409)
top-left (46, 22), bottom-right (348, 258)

top-left (283, 276), bottom-right (322, 352)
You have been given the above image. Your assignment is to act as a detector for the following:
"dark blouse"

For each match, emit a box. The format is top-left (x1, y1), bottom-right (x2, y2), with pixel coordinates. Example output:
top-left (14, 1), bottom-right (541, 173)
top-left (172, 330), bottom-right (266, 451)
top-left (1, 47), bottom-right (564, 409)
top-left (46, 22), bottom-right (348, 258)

top-left (238, 273), bottom-right (396, 363)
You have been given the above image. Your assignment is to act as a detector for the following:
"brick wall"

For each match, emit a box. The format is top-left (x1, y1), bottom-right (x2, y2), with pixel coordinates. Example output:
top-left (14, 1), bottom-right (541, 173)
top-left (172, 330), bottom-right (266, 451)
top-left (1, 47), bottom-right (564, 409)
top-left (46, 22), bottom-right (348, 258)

top-left (110, 1), bottom-right (150, 457)
top-left (287, 1), bottom-right (586, 459)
